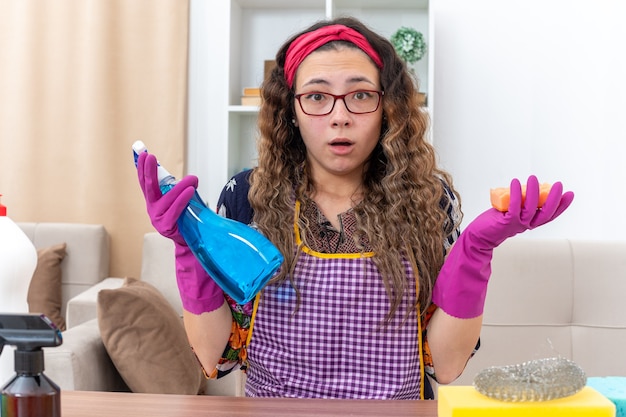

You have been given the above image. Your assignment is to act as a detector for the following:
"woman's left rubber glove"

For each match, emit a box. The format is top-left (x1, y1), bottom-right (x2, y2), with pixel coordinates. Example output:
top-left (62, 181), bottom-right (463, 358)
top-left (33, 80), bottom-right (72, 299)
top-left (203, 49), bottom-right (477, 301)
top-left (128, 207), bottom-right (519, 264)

top-left (137, 151), bottom-right (225, 314)
top-left (432, 175), bottom-right (574, 319)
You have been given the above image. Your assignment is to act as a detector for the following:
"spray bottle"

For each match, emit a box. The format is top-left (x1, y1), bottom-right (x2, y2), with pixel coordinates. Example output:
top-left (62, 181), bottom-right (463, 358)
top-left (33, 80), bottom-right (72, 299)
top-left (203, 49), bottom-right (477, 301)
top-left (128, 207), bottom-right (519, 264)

top-left (132, 141), bottom-right (284, 304)
top-left (0, 313), bottom-right (62, 417)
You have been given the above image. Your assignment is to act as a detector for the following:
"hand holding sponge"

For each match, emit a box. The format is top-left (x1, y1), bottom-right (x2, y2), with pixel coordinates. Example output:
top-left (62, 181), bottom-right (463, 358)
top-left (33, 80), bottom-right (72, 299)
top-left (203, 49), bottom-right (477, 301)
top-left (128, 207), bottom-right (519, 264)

top-left (432, 175), bottom-right (574, 319)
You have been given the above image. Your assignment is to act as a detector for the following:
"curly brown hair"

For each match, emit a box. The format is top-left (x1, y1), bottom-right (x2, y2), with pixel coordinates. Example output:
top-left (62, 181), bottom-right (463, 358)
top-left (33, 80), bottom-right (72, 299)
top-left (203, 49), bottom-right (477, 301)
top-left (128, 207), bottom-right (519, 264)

top-left (248, 16), bottom-right (462, 321)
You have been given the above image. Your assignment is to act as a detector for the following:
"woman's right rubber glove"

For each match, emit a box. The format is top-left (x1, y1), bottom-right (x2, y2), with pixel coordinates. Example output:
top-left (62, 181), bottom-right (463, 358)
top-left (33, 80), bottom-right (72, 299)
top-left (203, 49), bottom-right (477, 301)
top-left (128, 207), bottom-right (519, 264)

top-left (431, 175), bottom-right (574, 319)
top-left (137, 151), bottom-right (225, 314)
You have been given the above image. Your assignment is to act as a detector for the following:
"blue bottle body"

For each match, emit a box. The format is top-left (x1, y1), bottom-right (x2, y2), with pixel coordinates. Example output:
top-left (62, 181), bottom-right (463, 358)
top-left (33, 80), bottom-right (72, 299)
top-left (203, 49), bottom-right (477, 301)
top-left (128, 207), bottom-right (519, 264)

top-left (135, 142), bottom-right (283, 304)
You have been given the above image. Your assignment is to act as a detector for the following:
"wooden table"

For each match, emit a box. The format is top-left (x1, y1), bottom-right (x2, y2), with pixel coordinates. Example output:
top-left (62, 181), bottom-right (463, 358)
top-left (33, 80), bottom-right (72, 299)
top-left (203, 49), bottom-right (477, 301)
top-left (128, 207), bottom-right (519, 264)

top-left (61, 390), bottom-right (438, 417)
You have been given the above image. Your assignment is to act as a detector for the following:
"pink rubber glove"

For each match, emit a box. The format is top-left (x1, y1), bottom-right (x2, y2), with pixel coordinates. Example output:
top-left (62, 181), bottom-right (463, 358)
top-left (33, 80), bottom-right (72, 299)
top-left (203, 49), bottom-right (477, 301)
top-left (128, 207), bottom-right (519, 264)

top-left (174, 244), bottom-right (226, 314)
top-left (432, 175), bottom-right (575, 319)
top-left (137, 151), bottom-right (224, 314)
top-left (137, 151), bottom-right (198, 246)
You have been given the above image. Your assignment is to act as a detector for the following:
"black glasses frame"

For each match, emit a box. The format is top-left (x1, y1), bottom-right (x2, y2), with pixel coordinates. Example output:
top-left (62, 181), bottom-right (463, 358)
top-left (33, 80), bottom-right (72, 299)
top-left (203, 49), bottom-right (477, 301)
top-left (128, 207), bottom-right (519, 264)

top-left (294, 90), bottom-right (384, 116)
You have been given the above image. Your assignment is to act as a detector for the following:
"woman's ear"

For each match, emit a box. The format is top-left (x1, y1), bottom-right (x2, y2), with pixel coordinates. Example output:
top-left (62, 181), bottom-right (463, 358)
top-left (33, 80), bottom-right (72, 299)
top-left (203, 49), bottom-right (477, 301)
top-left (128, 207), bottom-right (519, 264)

top-left (292, 118), bottom-right (299, 127)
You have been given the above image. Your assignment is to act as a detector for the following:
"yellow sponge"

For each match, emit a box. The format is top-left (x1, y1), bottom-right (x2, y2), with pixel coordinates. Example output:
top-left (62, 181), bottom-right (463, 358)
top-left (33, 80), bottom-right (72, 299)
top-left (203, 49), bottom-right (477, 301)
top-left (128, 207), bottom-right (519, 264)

top-left (438, 386), bottom-right (616, 417)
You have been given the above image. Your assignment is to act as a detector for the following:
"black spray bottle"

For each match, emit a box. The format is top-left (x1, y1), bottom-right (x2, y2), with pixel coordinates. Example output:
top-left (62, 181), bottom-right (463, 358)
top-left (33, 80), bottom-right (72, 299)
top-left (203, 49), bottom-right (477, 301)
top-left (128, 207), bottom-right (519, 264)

top-left (0, 314), bottom-right (62, 417)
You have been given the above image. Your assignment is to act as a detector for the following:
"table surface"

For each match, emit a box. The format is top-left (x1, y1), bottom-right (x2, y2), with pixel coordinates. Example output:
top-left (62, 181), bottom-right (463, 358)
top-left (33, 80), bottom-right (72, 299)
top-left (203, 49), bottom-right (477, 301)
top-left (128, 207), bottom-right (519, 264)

top-left (61, 390), bottom-right (438, 417)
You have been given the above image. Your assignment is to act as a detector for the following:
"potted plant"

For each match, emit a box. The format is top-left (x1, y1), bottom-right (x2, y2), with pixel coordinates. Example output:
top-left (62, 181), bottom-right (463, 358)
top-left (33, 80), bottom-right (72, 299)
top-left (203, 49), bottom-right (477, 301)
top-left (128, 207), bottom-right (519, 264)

top-left (390, 26), bottom-right (427, 104)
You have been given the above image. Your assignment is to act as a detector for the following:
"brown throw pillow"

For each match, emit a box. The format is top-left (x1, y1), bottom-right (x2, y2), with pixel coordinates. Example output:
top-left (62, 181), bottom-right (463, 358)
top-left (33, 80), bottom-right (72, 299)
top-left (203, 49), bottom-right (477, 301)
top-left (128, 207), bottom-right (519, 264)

top-left (97, 277), bottom-right (203, 395)
top-left (27, 243), bottom-right (67, 331)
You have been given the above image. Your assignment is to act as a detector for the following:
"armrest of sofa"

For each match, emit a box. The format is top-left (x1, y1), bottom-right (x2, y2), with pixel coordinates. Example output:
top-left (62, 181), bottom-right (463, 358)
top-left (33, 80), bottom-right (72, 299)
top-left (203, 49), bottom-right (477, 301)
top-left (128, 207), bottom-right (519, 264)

top-left (65, 278), bottom-right (126, 329)
top-left (44, 319), bottom-right (128, 392)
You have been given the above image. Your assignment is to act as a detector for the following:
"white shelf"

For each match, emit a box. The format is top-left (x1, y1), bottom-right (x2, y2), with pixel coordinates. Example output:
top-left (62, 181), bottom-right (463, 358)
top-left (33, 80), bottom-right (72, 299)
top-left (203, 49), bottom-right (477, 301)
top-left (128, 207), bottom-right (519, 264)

top-left (228, 105), bottom-right (261, 114)
top-left (188, 0), bottom-right (432, 207)
top-left (336, 0), bottom-right (427, 7)
top-left (227, 0), bottom-right (432, 173)
top-left (234, 0), bottom-right (323, 7)
top-left (236, 0), bottom-right (427, 8)
top-left (229, 0), bottom-right (430, 106)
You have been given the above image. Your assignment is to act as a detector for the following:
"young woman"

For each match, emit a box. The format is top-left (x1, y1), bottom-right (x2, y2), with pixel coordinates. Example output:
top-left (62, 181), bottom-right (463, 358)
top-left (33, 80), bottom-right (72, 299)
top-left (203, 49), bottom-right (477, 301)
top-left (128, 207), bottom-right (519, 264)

top-left (137, 16), bottom-right (574, 399)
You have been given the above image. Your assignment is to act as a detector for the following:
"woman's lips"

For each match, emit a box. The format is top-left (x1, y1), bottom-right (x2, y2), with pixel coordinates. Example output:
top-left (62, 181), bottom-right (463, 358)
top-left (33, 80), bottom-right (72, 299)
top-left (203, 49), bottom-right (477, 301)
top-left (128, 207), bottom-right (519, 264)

top-left (329, 138), bottom-right (354, 155)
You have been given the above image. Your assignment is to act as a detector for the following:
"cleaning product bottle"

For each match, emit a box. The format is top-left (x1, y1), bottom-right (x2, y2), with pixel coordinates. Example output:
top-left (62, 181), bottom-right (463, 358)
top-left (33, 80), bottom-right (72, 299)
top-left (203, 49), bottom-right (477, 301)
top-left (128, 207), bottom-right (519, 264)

top-left (0, 196), bottom-right (37, 313)
top-left (0, 313), bottom-right (63, 417)
top-left (0, 196), bottom-right (38, 386)
top-left (132, 141), bottom-right (284, 304)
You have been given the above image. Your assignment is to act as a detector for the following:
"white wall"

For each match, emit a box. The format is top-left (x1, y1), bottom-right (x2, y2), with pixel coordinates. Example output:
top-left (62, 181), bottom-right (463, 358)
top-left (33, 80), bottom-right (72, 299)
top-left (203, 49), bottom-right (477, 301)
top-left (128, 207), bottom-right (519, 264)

top-left (432, 0), bottom-right (626, 239)
top-left (187, 0), bottom-right (230, 209)
top-left (188, 1), bottom-right (626, 239)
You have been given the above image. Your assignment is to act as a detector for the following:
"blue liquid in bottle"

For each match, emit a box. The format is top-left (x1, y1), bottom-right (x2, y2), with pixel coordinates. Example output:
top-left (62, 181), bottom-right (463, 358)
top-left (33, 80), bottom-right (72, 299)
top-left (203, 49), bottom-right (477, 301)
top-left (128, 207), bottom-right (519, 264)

top-left (133, 141), bottom-right (283, 304)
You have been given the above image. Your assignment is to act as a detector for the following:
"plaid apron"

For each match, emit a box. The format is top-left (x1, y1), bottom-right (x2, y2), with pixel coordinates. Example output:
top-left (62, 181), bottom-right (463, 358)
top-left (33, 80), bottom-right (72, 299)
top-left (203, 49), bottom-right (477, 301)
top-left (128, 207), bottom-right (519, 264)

top-left (244, 203), bottom-right (423, 399)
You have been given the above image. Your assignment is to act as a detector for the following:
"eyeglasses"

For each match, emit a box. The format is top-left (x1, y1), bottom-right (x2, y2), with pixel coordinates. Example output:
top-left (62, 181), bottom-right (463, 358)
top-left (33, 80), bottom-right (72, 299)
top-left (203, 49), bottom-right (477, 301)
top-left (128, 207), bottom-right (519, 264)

top-left (294, 90), bottom-right (384, 116)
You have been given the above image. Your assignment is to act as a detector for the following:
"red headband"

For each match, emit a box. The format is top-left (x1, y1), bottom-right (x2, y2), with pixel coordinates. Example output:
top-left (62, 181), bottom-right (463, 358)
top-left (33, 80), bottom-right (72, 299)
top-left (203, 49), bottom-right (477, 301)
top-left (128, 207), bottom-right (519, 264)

top-left (284, 24), bottom-right (384, 88)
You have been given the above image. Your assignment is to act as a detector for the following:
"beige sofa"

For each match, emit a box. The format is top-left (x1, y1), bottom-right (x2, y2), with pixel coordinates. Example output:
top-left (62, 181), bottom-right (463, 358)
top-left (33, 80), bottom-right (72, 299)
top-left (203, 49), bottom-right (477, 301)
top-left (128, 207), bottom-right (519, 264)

top-left (43, 232), bottom-right (244, 396)
top-left (452, 237), bottom-right (626, 387)
top-left (2, 222), bottom-right (113, 387)
top-left (23, 226), bottom-right (626, 396)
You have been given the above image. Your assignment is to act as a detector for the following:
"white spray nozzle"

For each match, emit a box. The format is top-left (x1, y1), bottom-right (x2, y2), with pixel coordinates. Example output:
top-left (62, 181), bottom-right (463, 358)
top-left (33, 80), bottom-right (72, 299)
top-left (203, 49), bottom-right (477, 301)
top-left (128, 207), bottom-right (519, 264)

top-left (132, 140), bottom-right (147, 154)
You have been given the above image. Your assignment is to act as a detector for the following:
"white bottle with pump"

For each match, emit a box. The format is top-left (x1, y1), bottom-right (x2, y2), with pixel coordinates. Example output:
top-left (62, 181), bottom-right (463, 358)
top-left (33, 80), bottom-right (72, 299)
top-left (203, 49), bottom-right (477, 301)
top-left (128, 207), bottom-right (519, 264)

top-left (0, 195), bottom-right (38, 385)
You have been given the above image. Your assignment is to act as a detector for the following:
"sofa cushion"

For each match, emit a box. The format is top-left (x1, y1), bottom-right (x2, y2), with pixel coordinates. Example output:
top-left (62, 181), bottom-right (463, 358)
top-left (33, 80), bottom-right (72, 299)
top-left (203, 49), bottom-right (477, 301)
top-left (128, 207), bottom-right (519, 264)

top-left (44, 318), bottom-right (129, 392)
top-left (97, 277), bottom-right (203, 395)
top-left (27, 243), bottom-right (67, 331)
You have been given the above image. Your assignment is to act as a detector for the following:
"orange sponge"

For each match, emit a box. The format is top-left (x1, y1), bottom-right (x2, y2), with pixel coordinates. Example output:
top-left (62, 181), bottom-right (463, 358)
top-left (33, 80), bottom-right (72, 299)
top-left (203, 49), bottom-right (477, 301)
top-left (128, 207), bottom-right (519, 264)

top-left (490, 183), bottom-right (552, 212)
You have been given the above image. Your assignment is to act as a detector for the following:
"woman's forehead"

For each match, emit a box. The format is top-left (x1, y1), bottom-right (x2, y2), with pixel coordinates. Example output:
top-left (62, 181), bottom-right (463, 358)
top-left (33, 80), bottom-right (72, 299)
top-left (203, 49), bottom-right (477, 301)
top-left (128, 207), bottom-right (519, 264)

top-left (295, 48), bottom-right (381, 90)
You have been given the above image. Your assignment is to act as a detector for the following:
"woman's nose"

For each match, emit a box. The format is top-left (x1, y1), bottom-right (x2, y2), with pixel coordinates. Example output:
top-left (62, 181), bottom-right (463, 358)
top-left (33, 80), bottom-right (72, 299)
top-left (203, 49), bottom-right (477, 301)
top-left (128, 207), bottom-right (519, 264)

top-left (330, 98), bottom-right (352, 126)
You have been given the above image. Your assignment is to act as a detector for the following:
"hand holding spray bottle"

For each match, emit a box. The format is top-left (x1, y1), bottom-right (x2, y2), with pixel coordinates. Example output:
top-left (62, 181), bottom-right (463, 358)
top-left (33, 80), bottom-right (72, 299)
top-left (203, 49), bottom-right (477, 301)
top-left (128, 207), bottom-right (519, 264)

top-left (133, 141), bottom-right (283, 304)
